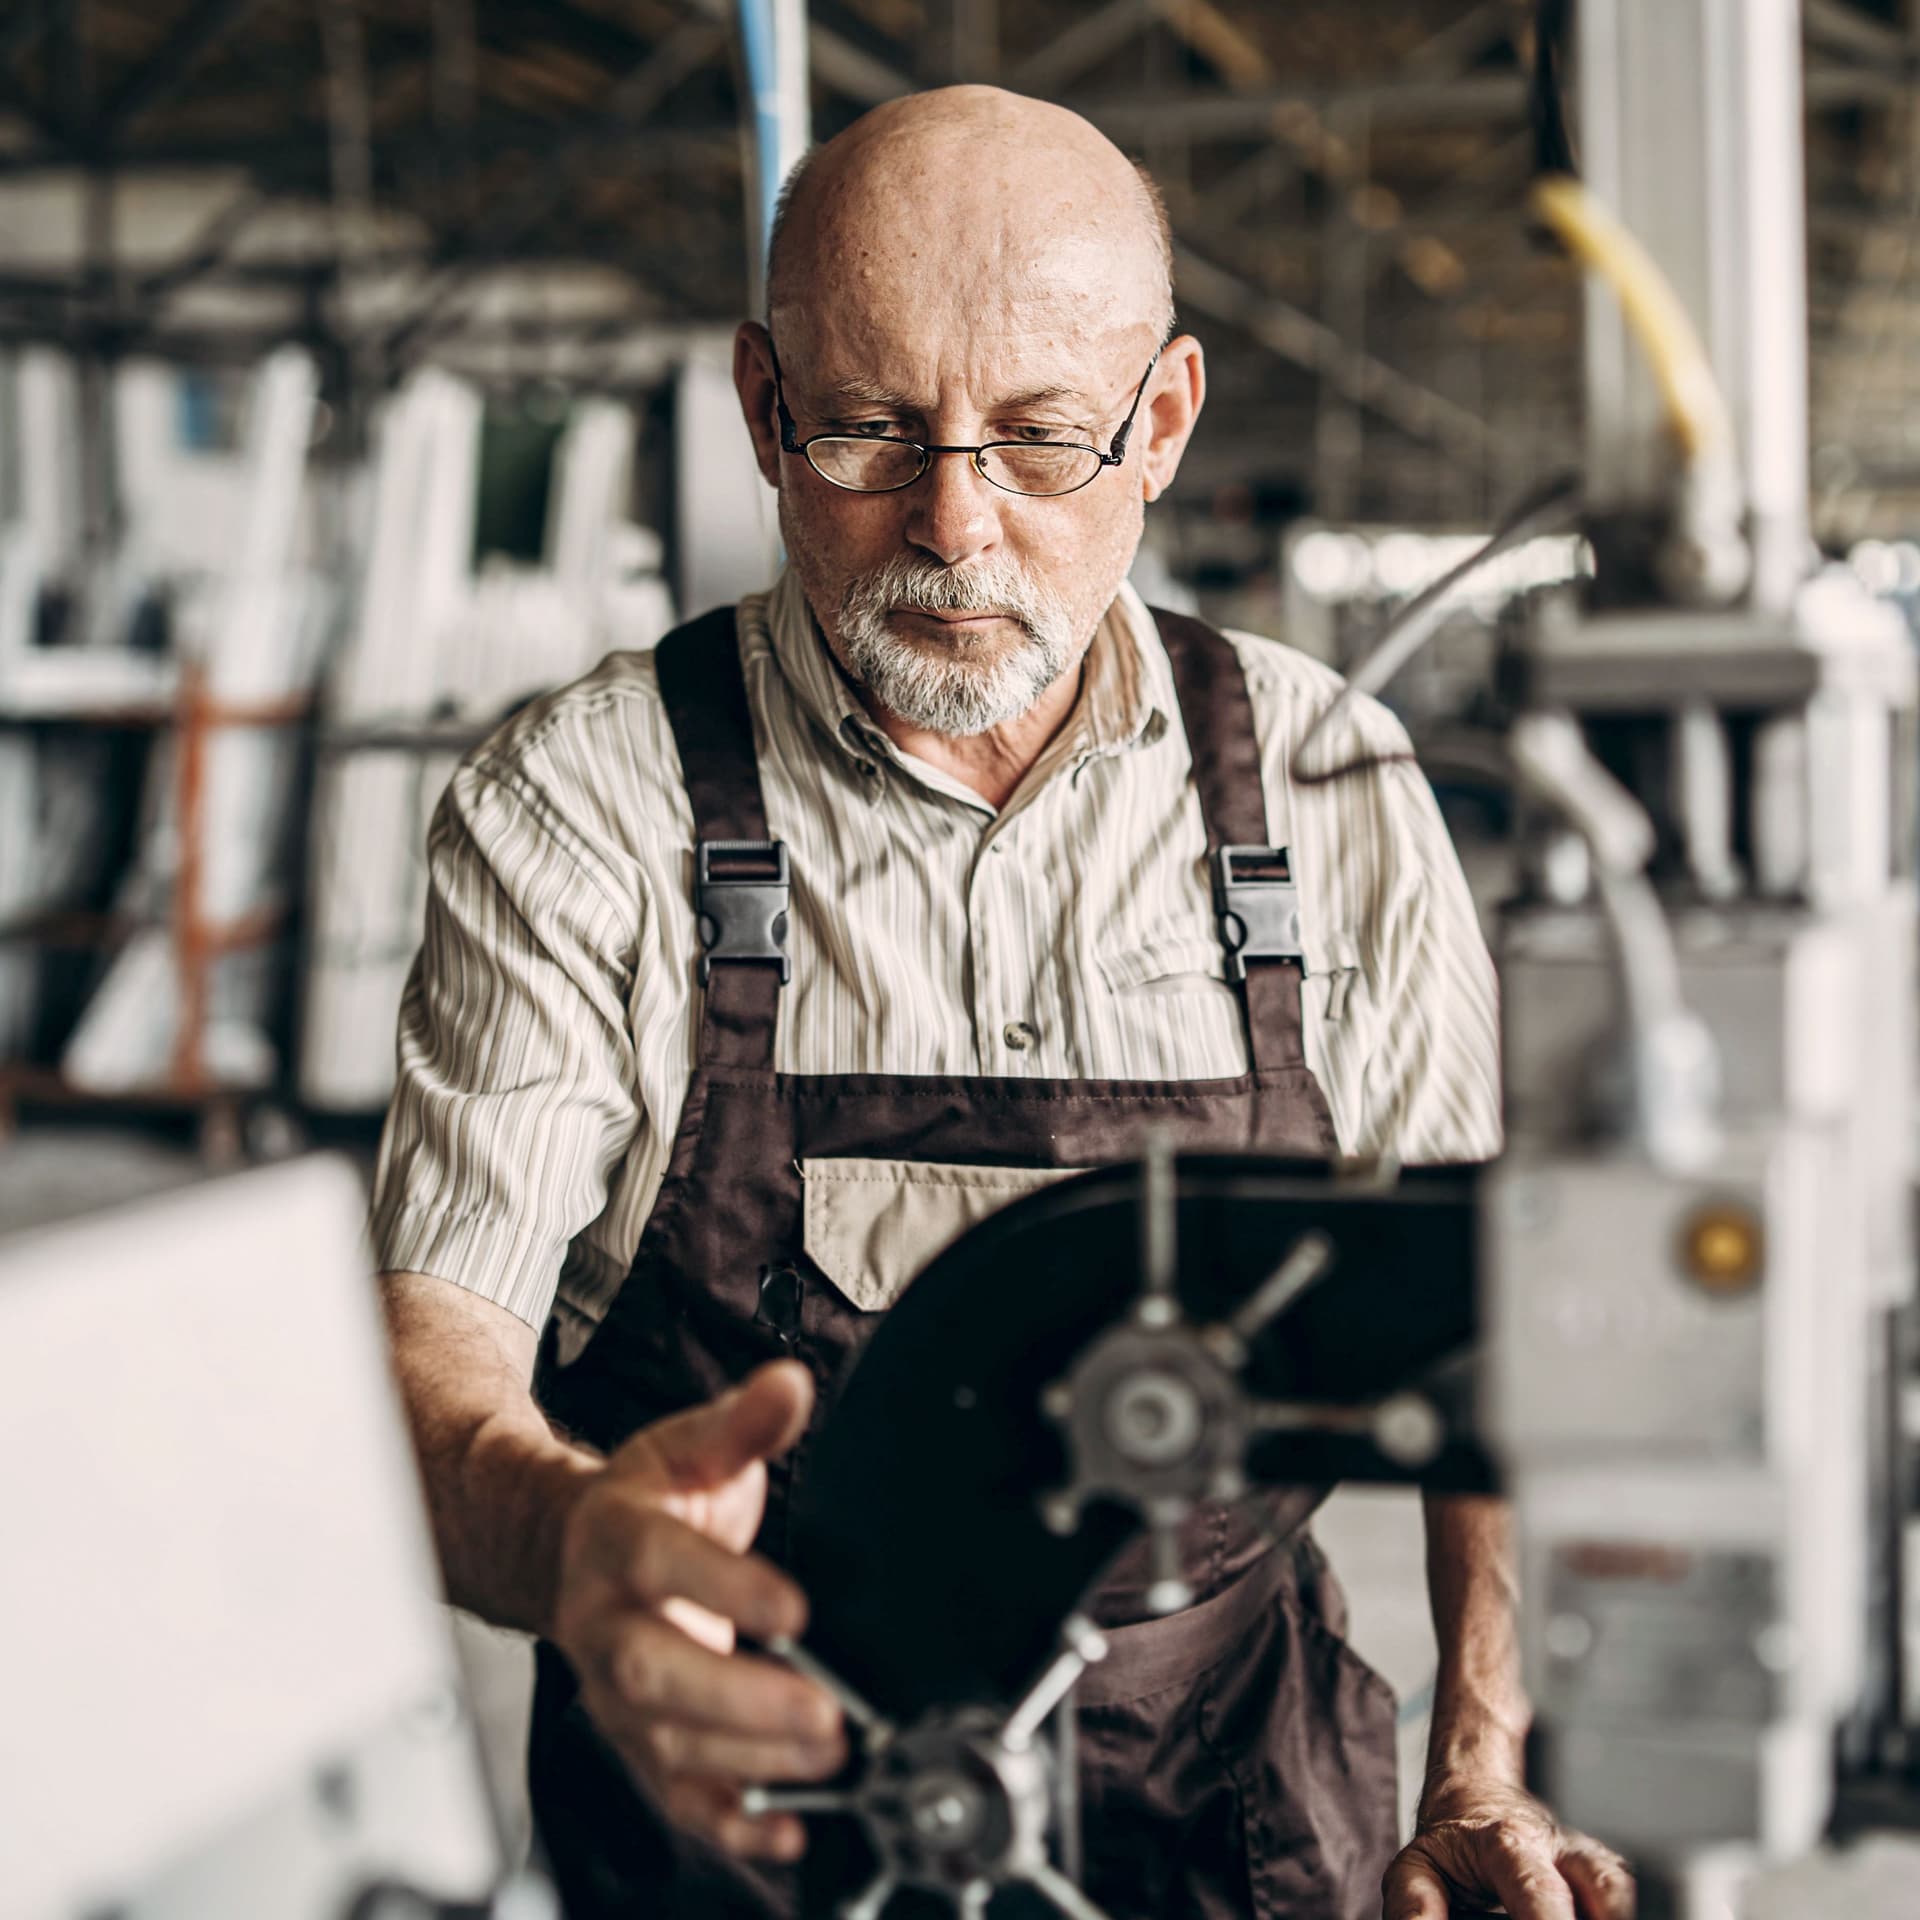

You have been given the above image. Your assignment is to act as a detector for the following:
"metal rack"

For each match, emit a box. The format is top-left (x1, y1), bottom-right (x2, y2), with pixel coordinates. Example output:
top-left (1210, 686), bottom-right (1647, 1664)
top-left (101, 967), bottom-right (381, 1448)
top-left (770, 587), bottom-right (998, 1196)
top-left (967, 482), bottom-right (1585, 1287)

top-left (0, 662), bottom-right (314, 1157)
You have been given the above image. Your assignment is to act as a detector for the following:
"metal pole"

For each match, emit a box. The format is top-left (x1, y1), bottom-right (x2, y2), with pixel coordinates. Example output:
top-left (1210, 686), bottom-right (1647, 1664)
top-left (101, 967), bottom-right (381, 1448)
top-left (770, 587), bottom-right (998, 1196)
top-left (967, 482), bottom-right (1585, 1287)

top-left (1577, 0), bottom-right (1810, 610)
top-left (736, 0), bottom-right (810, 317)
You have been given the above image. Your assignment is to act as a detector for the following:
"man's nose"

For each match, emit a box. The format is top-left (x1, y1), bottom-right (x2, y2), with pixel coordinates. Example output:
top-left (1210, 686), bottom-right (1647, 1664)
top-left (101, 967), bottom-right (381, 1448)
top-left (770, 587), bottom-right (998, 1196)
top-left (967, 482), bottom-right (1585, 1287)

top-left (902, 449), bottom-right (1001, 567)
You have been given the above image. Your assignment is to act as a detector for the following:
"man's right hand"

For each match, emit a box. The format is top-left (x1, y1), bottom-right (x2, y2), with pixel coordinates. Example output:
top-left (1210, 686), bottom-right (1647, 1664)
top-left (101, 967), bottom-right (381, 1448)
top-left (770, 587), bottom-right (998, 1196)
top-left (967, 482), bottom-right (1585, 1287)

top-left (547, 1359), bottom-right (847, 1862)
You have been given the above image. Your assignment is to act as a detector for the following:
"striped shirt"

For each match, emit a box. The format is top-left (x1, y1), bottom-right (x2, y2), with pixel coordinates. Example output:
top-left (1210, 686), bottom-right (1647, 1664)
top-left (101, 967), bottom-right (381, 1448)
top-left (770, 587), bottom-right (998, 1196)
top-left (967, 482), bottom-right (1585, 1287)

top-left (370, 568), bottom-right (1501, 1342)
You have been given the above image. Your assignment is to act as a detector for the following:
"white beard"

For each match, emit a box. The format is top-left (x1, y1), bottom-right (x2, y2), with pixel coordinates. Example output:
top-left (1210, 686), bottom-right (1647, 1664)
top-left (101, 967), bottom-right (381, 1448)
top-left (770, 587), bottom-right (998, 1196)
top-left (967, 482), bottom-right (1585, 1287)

top-left (834, 553), bottom-right (1079, 737)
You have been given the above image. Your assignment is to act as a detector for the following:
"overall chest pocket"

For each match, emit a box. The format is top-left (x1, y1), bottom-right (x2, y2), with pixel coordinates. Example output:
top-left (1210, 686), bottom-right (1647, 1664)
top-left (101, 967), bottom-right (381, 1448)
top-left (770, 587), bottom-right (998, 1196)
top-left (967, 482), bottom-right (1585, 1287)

top-left (799, 1157), bottom-right (1088, 1312)
top-left (1095, 925), bottom-right (1231, 997)
top-left (1093, 921), bottom-right (1249, 1076)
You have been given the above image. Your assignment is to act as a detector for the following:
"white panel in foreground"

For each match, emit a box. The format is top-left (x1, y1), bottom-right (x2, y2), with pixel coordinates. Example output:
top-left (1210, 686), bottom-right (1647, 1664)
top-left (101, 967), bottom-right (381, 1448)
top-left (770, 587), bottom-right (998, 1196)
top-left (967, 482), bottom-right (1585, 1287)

top-left (0, 1157), bottom-right (501, 1917)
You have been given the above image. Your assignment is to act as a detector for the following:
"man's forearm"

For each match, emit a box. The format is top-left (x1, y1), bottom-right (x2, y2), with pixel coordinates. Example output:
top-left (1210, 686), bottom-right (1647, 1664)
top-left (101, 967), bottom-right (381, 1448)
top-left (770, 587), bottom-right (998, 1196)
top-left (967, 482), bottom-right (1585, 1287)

top-left (383, 1271), bottom-right (600, 1638)
top-left (1422, 1492), bottom-right (1530, 1794)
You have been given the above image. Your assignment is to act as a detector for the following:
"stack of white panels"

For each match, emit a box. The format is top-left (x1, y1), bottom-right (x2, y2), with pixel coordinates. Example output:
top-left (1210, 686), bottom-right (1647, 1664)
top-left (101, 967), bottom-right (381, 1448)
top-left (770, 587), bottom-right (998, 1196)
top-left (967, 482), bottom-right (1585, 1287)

top-left (299, 373), bottom-right (673, 1112)
top-left (63, 348), bottom-right (327, 1095)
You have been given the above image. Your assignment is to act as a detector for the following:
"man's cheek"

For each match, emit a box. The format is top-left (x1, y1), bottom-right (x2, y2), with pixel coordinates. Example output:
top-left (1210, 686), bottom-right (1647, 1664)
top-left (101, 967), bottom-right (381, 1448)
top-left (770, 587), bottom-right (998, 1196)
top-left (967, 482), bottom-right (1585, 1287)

top-left (792, 497), bottom-right (905, 576)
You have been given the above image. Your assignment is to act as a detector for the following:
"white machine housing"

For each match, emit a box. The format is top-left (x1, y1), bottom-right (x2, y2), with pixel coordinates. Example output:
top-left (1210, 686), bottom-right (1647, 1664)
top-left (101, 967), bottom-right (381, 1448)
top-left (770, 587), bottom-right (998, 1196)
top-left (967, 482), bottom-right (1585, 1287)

top-left (0, 1158), bottom-right (509, 1919)
top-left (1482, 0), bottom-right (1918, 1885)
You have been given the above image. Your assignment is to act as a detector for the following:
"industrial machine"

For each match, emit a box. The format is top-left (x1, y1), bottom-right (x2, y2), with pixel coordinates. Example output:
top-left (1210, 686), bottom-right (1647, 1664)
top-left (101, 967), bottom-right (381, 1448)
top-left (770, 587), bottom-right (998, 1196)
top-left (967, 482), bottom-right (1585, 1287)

top-left (1490, 0), bottom-right (1916, 1900)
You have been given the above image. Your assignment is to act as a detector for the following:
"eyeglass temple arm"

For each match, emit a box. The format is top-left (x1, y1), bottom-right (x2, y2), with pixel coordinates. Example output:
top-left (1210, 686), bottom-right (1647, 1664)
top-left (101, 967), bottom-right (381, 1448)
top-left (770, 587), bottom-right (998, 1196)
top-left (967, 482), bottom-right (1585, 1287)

top-left (1104, 348), bottom-right (1163, 467)
top-left (767, 338), bottom-right (804, 454)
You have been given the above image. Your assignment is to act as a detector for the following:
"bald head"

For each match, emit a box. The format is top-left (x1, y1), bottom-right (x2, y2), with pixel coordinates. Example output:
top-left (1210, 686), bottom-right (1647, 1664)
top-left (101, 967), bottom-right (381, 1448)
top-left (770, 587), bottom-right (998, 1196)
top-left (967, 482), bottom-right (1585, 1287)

top-left (736, 87), bottom-right (1206, 751)
top-left (766, 86), bottom-right (1174, 349)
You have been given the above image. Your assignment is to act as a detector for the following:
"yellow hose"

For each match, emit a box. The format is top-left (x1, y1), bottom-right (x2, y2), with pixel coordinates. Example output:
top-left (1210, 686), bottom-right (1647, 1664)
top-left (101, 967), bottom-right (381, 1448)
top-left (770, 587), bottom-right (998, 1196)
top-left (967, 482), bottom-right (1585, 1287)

top-left (1531, 173), bottom-right (1735, 466)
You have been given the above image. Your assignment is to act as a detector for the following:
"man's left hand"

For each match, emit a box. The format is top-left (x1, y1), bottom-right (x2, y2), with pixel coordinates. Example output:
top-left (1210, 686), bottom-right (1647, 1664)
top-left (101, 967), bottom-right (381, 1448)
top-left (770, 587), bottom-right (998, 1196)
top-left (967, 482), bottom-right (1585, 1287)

top-left (1381, 1775), bottom-right (1635, 1919)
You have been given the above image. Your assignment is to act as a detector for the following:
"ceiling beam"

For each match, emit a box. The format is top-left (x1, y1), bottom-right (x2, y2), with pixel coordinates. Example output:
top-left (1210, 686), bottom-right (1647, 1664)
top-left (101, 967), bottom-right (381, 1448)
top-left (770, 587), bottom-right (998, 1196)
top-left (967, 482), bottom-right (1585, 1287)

top-left (0, 0), bottom-right (58, 69)
top-left (0, 117), bottom-right (739, 179)
top-left (1074, 73), bottom-right (1531, 140)
top-left (0, 232), bottom-right (760, 305)
top-left (100, 0), bottom-right (271, 141)
top-left (1006, 0), bottom-right (1159, 97)
top-left (1805, 56), bottom-right (1920, 106)
top-left (689, 0), bottom-right (920, 113)
top-left (1805, 0), bottom-right (1913, 65)
top-left (1009, 0), bottom-right (1514, 107)
top-left (492, 0), bottom-right (658, 75)
top-left (52, 0), bottom-right (91, 143)
top-left (1077, 53), bottom-right (1918, 144)
top-left (0, 308), bottom-right (738, 368)
top-left (1171, 243), bottom-right (1495, 468)
top-left (0, 69), bottom-right (65, 146)
top-left (0, 0), bottom-right (67, 145)
top-left (1179, 0), bottom-right (1518, 215)
top-left (806, 21), bottom-right (914, 105)
top-left (381, 13), bottom-right (731, 362)
top-left (1199, 145), bottom-right (1305, 229)
top-left (1394, 0), bottom-right (1522, 79)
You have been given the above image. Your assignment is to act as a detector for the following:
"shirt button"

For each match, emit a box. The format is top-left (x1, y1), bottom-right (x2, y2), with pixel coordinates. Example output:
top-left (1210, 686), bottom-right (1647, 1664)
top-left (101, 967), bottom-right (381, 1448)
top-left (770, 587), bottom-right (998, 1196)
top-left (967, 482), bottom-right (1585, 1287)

top-left (1003, 1020), bottom-right (1037, 1052)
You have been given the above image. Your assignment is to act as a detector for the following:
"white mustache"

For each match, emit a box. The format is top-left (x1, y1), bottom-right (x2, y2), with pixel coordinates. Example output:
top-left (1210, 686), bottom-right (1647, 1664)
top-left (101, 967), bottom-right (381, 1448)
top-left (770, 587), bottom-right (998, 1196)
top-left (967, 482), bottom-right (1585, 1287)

top-left (845, 556), bottom-right (1043, 630)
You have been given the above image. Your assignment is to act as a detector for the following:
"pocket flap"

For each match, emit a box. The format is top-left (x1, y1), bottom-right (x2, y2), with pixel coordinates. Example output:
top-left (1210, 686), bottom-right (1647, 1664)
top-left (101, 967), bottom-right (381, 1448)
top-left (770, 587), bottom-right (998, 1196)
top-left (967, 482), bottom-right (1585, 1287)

top-left (800, 1158), bottom-right (1088, 1312)
top-left (1099, 924), bottom-right (1363, 992)
top-left (1096, 930), bottom-right (1228, 993)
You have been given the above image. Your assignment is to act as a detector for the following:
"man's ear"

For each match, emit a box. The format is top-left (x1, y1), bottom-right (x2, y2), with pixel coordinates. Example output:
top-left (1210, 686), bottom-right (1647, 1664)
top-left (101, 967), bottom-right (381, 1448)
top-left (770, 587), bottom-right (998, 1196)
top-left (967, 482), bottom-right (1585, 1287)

top-left (733, 322), bottom-right (783, 489)
top-left (1139, 334), bottom-right (1205, 503)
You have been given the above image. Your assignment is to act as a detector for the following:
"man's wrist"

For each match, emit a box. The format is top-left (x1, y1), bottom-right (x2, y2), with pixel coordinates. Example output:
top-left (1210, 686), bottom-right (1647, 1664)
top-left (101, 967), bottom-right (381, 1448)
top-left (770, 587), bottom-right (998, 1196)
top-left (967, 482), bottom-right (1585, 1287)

top-left (463, 1415), bottom-right (602, 1639)
top-left (1422, 1694), bottom-right (1528, 1813)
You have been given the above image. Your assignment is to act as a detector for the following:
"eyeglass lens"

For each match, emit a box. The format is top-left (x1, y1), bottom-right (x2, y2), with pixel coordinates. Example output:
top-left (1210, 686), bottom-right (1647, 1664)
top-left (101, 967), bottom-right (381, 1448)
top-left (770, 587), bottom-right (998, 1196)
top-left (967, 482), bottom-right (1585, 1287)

top-left (804, 438), bottom-right (1106, 497)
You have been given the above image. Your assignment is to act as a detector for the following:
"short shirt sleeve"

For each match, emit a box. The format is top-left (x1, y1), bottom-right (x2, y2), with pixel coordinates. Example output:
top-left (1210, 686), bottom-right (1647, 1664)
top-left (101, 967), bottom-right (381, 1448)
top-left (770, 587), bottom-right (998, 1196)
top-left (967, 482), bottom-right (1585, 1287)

top-left (368, 757), bottom-right (648, 1330)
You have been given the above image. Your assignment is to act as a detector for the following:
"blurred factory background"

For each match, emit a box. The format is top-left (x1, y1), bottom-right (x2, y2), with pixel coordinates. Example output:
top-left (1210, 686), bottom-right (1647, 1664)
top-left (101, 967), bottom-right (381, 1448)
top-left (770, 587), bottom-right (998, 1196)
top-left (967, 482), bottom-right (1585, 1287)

top-left (3, 2), bottom-right (1920, 1907)
top-left (2, 0), bottom-right (1919, 1148)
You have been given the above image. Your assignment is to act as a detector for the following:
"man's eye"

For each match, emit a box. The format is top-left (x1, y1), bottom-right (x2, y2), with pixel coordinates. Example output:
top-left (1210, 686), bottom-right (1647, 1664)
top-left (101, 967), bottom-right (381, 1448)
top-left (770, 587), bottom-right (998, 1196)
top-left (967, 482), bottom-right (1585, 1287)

top-left (845, 421), bottom-right (902, 439)
top-left (1005, 424), bottom-right (1074, 444)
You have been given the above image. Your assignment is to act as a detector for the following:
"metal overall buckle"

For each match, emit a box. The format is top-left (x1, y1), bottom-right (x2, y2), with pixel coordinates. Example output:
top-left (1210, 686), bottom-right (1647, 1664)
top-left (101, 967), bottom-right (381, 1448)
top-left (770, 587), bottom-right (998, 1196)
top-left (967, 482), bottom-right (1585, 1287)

top-left (1211, 845), bottom-right (1303, 983)
top-left (695, 840), bottom-right (792, 985)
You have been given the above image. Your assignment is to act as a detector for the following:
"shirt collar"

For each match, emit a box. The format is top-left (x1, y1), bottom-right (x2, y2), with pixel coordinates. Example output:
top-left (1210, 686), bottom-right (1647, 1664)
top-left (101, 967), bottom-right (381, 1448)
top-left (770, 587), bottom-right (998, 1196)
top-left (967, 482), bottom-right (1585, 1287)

top-left (760, 565), bottom-right (1173, 766)
top-left (761, 567), bottom-right (880, 758)
top-left (1092, 581), bottom-right (1175, 756)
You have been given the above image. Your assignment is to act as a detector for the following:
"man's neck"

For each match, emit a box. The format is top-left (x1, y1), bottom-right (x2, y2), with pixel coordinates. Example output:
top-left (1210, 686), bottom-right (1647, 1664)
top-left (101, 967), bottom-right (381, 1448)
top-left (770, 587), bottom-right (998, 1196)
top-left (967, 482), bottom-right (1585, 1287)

top-left (858, 658), bottom-right (1086, 811)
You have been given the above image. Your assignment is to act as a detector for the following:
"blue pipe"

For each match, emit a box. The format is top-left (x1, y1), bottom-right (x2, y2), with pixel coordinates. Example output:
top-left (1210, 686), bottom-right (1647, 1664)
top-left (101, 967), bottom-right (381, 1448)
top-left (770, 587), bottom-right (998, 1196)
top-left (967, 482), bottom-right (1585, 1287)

top-left (736, 0), bottom-right (787, 303)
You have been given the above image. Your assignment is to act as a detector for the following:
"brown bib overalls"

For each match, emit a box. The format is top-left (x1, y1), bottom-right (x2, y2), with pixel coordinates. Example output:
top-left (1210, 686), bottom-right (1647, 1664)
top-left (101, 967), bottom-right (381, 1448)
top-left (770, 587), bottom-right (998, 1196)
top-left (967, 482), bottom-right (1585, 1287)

top-left (529, 606), bottom-right (1398, 1919)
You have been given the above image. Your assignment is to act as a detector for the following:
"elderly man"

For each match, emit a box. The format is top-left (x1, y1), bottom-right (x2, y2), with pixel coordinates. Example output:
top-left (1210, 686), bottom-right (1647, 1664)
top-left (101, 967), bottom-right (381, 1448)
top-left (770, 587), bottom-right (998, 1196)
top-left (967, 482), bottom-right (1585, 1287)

top-left (375, 86), bottom-right (1631, 1920)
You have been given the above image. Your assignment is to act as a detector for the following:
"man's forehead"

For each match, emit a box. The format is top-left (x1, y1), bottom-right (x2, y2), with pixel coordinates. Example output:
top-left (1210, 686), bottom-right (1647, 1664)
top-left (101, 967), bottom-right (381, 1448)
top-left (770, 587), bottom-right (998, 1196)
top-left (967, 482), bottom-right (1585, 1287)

top-left (778, 283), bottom-right (1154, 409)
top-left (775, 150), bottom-right (1163, 361)
top-left (795, 343), bottom-right (1125, 413)
top-left (807, 207), bottom-right (1150, 324)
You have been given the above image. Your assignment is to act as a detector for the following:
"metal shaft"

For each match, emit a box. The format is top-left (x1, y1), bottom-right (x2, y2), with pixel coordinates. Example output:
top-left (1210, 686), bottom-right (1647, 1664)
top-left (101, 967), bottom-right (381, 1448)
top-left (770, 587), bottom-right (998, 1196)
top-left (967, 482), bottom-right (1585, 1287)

top-left (1005, 1614), bottom-right (1108, 1751)
top-left (1577, 0), bottom-right (1808, 609)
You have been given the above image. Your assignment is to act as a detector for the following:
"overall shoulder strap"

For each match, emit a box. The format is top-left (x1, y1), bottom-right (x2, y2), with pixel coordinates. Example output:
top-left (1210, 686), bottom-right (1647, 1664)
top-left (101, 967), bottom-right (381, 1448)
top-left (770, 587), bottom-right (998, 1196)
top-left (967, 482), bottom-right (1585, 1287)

top-left (1150, 608), bottom-right (1269, 847)
top-left (654, 606), bottom-right (771, 842)
top-left (1150, 606), bottom-right (1309, 1078)
top-left (653, 609), bottom-right (783, 1071)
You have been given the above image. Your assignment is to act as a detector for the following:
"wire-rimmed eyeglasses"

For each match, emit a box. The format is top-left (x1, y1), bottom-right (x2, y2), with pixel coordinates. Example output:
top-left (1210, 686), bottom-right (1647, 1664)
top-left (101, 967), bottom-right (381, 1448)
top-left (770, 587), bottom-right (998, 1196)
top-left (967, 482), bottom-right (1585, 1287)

top-left (769, 344), bottom-right (1162, 499)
